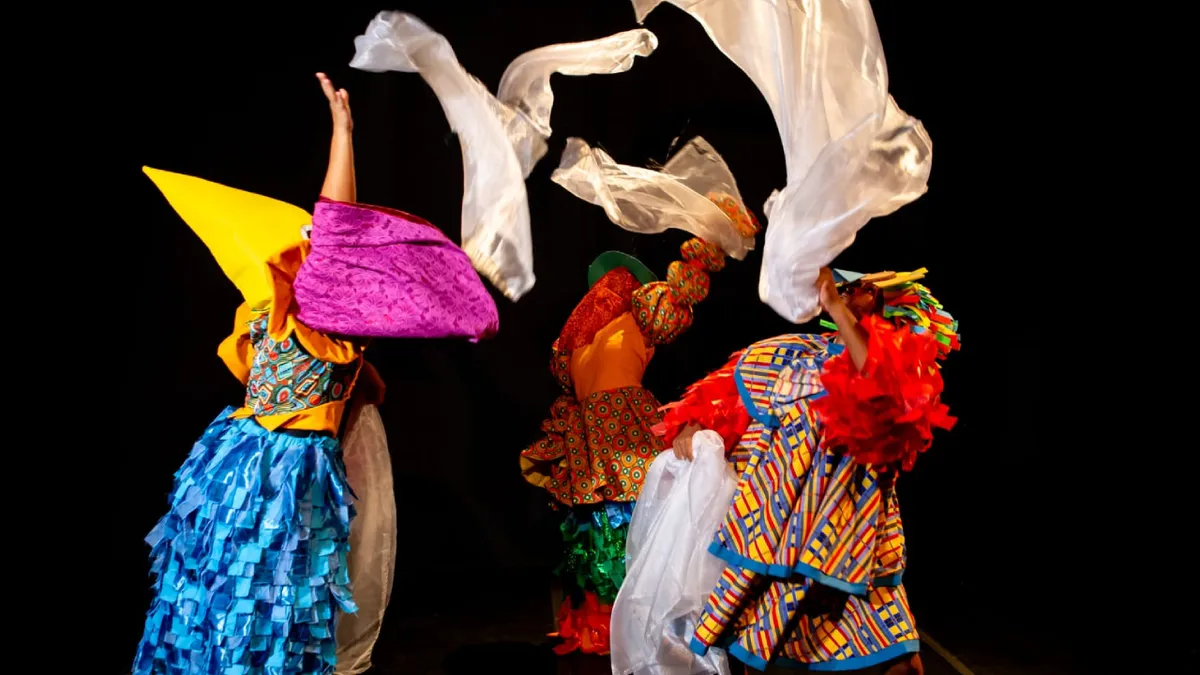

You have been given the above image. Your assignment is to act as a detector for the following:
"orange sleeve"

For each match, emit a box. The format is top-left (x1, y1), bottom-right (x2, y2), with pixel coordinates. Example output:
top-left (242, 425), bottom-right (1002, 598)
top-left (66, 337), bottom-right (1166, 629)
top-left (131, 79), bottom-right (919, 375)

top-left (217, 302), bottom-right (256, 385)
top-left (265, 243), bottom-right (362, 366)
top-left (631, 238), bottom-right (726, 346)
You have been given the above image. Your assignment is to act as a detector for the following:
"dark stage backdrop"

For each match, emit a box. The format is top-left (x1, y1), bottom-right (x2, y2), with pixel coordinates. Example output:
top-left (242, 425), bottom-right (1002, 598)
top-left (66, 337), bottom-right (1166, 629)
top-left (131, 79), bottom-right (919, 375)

top-left (104, 1), bottom-right (1054, 671)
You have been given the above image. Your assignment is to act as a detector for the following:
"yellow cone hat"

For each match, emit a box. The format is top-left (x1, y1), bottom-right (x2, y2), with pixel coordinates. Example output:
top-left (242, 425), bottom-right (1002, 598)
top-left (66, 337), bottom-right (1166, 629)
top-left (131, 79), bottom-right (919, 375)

top-left (143, 166), bottom-right (310, 307)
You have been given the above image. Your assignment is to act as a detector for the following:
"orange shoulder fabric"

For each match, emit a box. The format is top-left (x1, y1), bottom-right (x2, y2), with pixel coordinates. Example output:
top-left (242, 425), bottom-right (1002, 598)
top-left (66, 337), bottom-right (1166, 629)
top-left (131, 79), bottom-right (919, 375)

top-left (264, 241), bottom-right (363, 365)
top-left (217, 302), bottom-right (256, 385)
top-left (569, 312), bottom-right (653, 399)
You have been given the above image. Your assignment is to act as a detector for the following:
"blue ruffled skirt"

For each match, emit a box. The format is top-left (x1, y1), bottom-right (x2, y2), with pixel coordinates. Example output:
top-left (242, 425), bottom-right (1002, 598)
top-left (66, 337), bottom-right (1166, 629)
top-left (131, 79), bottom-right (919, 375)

top-left (133, 407), bottom-right (357, 675)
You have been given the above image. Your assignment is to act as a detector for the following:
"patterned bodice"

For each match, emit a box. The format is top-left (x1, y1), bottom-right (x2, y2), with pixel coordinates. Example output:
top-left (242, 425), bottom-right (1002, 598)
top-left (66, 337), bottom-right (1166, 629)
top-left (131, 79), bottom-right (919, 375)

top-left (244, 313), bottom-right (359, 417)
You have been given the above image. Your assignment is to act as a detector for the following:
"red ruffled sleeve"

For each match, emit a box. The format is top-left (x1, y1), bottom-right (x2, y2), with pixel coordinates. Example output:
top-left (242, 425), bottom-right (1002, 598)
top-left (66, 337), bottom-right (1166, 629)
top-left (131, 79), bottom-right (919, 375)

top-left (812, 314), bottom-right (956, 471)
top-left (652, 351), bottom-right (752, 452)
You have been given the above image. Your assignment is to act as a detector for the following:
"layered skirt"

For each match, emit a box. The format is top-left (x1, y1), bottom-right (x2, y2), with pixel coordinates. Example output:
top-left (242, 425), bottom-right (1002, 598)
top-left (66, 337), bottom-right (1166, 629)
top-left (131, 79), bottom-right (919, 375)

top-left (133, 408), bottom-right (356, 675)
top-left (690, 402), bottom-right (920, 672)
top-left (520, 385), bottom-right (667, 655)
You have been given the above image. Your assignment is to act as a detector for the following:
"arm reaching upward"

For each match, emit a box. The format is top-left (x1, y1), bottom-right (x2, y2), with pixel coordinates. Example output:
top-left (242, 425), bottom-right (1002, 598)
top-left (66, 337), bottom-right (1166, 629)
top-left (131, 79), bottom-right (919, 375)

top-left (317, 73), bottom-right (356, 202)
top-left (818, 267), bottom-right (869, 371)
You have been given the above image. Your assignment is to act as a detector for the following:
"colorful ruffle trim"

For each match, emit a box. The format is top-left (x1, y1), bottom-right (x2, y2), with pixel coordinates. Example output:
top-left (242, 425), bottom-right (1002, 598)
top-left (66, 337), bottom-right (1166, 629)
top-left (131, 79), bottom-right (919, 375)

top-left (549, 591), bottom-right (612, 656)
top-left (653, 350), bottom-right (751, 450)
top-left (880, 280), bottom-right (960, 356)
top-left (813, 315), bottom-right (956, 471)
top-left (133, 408), bottom-right (355, 674)
top-left (838, 269), bottom-right (960, 357)
top-left (556, 502), bottom-right (634, 604)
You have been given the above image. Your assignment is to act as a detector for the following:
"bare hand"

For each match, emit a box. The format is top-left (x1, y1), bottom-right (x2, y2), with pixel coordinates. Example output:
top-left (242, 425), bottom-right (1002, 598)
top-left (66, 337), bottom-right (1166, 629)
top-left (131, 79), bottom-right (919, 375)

top-left (316, 72), bottom-right (353, 132)
top-left (672, 423), bottom-right (702, 461)
top-left (817, 267), bottom-right (843, 314)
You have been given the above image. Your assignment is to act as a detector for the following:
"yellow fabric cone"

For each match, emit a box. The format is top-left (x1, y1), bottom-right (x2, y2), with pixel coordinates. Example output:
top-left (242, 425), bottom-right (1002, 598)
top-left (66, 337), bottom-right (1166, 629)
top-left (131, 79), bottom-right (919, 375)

top-left (143, 166), bottom-right (310, 307)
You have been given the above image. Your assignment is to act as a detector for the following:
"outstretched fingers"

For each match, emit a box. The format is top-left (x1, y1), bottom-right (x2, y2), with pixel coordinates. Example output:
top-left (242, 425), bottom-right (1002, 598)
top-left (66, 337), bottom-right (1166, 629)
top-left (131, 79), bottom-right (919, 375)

top-left (316, 72), bottom-right (338, 103)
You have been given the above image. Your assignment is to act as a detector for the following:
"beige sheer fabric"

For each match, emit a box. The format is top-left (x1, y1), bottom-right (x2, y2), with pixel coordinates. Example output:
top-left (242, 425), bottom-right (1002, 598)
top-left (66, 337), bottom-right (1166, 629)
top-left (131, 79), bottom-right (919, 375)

top-left (350, 11), bottom-right (658, 302)
top-left (335, 403), bottom-right (396, 675)
top-left (634, 0), bottom-right (934, 324)
top-left (550, 136), bottom-right (755, 260)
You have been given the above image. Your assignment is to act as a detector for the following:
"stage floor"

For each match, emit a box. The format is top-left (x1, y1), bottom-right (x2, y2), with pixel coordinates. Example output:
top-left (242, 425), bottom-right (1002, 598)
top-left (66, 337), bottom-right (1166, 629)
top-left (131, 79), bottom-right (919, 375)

top-left (363, 568), bottom-right (1079, 675)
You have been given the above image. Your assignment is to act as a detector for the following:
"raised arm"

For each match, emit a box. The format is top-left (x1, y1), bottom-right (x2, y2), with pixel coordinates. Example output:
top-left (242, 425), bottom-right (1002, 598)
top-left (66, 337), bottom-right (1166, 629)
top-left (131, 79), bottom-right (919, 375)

top-left (818, 267), bottom-right (869, 371)
top-left (317, 73), bottom-right (356, 202)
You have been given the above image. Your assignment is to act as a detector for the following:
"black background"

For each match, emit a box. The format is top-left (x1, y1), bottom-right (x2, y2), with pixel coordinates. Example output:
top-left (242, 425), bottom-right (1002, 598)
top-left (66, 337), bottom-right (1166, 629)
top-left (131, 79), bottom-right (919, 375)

top-left (92, 1), bottom-right (1067, 671)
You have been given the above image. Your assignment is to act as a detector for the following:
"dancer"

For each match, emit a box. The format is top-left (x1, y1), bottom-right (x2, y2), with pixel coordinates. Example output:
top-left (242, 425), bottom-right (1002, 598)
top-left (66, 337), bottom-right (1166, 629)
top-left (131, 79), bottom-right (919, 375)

top-left (609, 3), bottom-right (944, 670)
top-left (133, 73), bottom-right (499, 675)
top-left (520, 138), bottom-right (760, 656)
top-left (660, 267), bottom-right (958, 673)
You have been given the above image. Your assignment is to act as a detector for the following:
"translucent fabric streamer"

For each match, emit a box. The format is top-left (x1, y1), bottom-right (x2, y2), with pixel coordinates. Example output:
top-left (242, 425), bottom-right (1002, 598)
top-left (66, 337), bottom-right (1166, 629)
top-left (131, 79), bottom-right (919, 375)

top-left (610, 430), bottom-right (737, 675)
top-left (634, 0), bottom-right (934, 324)
top-left (351, 12), bottom-right (657, 301)
top-left (335, 403), bottom-right (396, 675)
top-left (551, 136), bottom-right (755, 259)
top-left (497, 29), bottom-right (659, 175)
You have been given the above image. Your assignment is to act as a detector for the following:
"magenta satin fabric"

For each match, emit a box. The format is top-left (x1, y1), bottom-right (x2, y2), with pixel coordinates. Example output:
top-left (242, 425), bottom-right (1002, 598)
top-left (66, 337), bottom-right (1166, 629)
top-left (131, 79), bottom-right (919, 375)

top-left (294, 199), bottom-right (499, 341)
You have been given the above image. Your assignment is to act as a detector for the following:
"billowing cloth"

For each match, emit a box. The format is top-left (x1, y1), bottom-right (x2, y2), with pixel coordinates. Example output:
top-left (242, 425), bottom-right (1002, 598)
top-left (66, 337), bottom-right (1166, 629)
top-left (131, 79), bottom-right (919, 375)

top-left (335, 403), bottom-right (396, 675)
top-left (497, 29), bottom-right (660, 173)
top-left (634, 0), bottom-right (934, 324)
top-left (294, 198), bottom-right (499, 342)
top-left (350, 12), bottom-right (657, 300)
top-left (133, 409), bottom-right (355, 675)
top-left (552, 136), bottom-right (757, 260)
top-left (611, 430), bottom-right (737, 675)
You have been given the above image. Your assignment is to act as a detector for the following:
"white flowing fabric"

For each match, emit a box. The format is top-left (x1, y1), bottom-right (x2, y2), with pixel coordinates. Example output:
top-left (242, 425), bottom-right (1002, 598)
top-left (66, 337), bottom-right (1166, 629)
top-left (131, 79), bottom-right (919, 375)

top-left (335, 403), bottom-right (396, 675)
top-left (635, 0), bottom-right (934, 324)
top-left (350, 12), bottom-right (657, 301)
top-left (610, 430), bottom-right (737, 675)
top-left (551, 136), bottom-right (756, 259)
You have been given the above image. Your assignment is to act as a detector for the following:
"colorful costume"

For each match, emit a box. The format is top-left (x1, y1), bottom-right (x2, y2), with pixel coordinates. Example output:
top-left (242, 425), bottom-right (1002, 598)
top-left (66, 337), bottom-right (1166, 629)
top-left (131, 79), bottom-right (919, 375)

top-left (656, 271), bottom-right (959, 671)
top-left (522, 135), bottom-right (761, 654)
top-left (133, 169), bottom-right (499, 675)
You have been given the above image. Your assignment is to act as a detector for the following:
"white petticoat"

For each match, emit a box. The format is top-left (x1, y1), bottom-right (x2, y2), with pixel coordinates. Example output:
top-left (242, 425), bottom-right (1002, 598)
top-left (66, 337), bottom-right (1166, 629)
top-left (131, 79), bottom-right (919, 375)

top-left (335, 403), bottom-right (397, 675)
top-left (610, 430), bottom-right (737, 675)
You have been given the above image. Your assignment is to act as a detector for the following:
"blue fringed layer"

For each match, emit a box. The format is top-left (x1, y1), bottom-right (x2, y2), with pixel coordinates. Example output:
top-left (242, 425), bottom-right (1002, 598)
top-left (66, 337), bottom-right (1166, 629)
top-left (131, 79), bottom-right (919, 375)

top-left (133, 407), bottom-right (357, 675)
